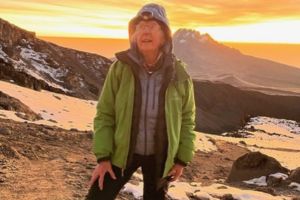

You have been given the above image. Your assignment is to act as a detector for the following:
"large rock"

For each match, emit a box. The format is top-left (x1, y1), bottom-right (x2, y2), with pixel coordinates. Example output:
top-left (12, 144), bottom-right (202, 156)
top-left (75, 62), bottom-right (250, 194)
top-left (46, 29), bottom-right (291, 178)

top-left (0, 143), bottom-right (19, 159)
top-left (227, 151), bottom-right (289, 182)
top-left (267, 173), bottom-right (288, 187)
top-left (0, 91), bottom-right (42, 121)
top-left (288, 167), bottom-right (300, 183)
top-left (0, 127), bottom-right (11, 135)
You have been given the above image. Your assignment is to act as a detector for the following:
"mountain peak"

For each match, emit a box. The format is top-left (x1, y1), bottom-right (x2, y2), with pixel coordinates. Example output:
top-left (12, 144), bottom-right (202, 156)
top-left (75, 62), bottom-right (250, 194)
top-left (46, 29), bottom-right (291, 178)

top-left (172, 27), bottom-right (300, 97)
top-left (174, 28), bottom-right (201, 39)
top-left (173, 28), bottom-right (217, 45)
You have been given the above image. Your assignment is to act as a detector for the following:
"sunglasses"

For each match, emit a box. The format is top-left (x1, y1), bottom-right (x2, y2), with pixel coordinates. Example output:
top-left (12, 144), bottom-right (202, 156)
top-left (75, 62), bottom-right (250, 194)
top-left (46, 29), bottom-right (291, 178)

top-left (140, 11), bottom-right (154, 20)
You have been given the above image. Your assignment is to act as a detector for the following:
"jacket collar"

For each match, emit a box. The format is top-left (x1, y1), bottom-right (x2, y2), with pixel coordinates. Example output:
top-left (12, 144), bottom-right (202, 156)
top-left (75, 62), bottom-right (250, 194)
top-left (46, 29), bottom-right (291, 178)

top-left (115, 49), bottom-right (190, 82)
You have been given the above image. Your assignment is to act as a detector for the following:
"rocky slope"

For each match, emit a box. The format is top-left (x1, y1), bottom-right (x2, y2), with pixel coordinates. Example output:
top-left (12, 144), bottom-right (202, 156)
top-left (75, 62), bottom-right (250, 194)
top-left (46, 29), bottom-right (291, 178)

top-left (194, 80), bottom-right (300, 133)
top-left (0, 18), bottom-right (112, 100)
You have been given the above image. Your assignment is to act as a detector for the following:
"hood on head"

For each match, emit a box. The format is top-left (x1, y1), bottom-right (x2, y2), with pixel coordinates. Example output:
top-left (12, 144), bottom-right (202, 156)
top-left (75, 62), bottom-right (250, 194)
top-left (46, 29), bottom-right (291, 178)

top-left (128, 3), bottom-right (173, 54)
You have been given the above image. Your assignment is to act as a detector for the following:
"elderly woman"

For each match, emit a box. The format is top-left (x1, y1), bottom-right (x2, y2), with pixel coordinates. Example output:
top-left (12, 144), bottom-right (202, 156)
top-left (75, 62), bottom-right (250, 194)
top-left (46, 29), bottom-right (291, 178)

top-left (86, 3), bottom-right (196, 200)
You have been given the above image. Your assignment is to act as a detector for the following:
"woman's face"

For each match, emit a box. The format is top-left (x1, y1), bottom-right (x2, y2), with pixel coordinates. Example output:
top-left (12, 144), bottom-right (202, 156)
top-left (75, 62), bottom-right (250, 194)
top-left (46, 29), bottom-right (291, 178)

top-left (134, 20), bottom-right (165, 55)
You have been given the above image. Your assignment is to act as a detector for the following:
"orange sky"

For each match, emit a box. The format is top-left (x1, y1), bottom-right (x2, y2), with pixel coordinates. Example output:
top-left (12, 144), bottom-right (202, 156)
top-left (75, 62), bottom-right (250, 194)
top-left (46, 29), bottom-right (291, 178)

top-left (1, 0), bottom-right (300, 43)
top-left (38, 36), bottom-right (300, 68)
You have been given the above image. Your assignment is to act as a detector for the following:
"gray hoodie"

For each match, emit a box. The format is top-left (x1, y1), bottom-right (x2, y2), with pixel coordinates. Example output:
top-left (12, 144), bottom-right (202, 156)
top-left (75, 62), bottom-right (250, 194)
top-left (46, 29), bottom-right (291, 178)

top-left (134, 56), bottom-right (167, 155)
top-left (128, 3), bottom-right (173, 155)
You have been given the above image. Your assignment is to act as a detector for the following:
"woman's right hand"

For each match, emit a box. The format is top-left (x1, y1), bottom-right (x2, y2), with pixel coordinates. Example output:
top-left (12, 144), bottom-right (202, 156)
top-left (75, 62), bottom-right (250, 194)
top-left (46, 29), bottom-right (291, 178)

top-left (88, 160), bottom-right (117, 190)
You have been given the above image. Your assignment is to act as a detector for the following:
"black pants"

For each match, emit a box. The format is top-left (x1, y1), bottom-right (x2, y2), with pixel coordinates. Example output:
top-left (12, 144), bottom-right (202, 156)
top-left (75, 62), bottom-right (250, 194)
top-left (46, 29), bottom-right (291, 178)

top-left (85, 154), bottom-right (168, 200)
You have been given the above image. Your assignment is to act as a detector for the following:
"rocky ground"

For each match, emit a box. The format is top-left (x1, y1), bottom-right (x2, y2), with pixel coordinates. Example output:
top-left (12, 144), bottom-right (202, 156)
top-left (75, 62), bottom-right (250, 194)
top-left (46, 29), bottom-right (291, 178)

top-left (1, 117), bottom-right (299, 199)
top-left (0, 117), bottom-right (253, 200)
top-left (0, 118), bottom-right (94, 199)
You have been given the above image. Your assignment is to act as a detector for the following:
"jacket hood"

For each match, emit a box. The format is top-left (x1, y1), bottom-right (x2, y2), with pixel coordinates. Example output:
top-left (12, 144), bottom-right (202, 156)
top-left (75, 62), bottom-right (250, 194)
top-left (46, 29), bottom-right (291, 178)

top-left (128, 3), bottom-right (173, 55)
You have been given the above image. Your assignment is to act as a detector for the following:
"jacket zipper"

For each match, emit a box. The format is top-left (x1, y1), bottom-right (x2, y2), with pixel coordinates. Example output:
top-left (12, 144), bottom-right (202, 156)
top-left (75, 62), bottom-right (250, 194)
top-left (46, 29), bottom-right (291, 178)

top-left (152, 77), bottom-right (156, 110)
top-left (144, 74), bottom-right (150, 155)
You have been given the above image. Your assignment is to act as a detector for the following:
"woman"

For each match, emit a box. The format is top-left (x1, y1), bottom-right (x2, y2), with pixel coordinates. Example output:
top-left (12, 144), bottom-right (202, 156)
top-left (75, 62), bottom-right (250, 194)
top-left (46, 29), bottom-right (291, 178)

top-left (86, 3), bottom-right (196, 200)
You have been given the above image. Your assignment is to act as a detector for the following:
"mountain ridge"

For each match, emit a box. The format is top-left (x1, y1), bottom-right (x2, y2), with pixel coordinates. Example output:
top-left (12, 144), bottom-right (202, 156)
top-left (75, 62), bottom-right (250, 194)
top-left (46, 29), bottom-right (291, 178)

top-left (0, 18), bottom-right (112, 100)
top-left (173, 28), bottom-right (300, 96)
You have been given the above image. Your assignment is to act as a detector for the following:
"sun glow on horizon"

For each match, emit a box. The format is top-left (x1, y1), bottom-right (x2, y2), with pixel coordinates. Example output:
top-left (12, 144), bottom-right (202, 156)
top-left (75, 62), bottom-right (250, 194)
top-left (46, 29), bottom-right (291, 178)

top-left (198, 19), bottom-right (300, 44)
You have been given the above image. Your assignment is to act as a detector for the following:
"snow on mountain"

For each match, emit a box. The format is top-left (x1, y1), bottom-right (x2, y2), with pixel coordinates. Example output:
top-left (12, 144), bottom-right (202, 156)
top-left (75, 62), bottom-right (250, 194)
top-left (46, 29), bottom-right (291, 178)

top-left (173, 28), bottom-right (300, 96)
top-left (289, 182), bottom-right (300, 192)
top-left (245, 116), bottom-right (300, 134)
top-left (0, 18), bottom-right (112, 100)
top-left (0, 80), bottom-right (96, 131)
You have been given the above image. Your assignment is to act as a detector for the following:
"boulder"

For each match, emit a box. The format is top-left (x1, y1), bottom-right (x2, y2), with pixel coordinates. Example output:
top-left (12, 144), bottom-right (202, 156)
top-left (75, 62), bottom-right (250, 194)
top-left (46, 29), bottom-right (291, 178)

top-left (288, 167), bottom-right (300, 183)
top-left (227, 151), bottom-right (289, 182)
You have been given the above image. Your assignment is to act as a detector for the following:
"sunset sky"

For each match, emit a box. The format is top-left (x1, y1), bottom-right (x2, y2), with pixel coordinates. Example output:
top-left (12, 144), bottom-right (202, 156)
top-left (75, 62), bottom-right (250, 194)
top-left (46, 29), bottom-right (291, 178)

top-left (1, 0), bottom-right (300, 43)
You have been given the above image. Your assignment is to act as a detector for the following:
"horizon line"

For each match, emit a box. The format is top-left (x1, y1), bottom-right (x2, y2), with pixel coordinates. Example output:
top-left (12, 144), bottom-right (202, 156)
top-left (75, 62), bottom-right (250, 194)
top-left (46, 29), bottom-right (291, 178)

top-left (38, 35), bottom-right (300, 45)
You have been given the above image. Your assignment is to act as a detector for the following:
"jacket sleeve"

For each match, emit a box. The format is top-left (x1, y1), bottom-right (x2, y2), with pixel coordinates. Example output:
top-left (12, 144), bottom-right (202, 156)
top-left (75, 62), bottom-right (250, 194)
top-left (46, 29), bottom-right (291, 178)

top-left (92, 62), bottom-right (119, 162)
top-left (175, 77), bottom-right (196, 166)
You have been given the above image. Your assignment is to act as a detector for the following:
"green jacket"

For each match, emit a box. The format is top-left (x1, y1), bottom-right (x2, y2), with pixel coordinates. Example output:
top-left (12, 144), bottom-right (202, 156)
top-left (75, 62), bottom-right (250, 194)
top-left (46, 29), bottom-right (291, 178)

top-left (93, 58), bottom-right (196, 177)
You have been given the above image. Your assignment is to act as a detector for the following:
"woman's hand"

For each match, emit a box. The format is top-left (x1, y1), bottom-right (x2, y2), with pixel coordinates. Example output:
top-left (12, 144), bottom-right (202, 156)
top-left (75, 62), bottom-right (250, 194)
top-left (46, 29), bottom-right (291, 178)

top-left (88, 161), bottom-right (117, 190)
top-left (167, 163), bottom-right (184, 182)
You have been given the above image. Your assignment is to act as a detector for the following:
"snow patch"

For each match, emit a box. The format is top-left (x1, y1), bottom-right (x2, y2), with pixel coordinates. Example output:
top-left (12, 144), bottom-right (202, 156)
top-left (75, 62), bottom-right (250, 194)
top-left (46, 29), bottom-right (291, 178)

top-left (289, 182), bottom-right (300, 191)
top-left (0, 45), bottom-right (69, 92)
top-left (169, 182), bottom-right (286, 200)
top-left (245, 116), bottom-right (300, 134)
top-left (0, 80), bottom-right (96, 131)
top-left (11, 58), bottom-right (27, 70)
top-left (78, 77), bottom-right (86, 88)
top-left (122, 182), bottom-right (143, 199)
top-left (269, 172), bottom-right (288, 180)
top-left (0, 45), bottom-right (9, 63)
top-left (96, 59), bottom-right (105, 66)
top-left (20, 48), bottom-right (63, 82)
top-left (193, 191), bottom-right (217, 200)
top-left (132, 170), bottom-right (143, 181)
top-left (24, 68), bottom-right (70, 92)
top-left (20, 47), bottom-right (47, 61)
top-left (243, 176), bottom-right (267, 186)
top-left (19, 47), bottom-right (70, 92)
top-left (168, 182), bottom-right (198, 200)
top-left (195, 134), bottom-right (217, 152)
top-left (232, 193), bottom-right (274, 200)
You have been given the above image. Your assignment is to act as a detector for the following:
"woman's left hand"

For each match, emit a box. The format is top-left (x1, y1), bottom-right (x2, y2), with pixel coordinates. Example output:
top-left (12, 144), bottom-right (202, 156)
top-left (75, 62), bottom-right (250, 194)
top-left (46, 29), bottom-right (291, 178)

top-left (167, 164), bottom-right (184, 182)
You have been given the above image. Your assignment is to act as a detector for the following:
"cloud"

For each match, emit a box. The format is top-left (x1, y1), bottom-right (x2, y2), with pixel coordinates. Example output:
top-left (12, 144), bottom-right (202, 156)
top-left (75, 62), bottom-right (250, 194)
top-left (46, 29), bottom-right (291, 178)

top-left (1, 0), bottom-right (299, 38)
top-left (162, 0), bottom-right (300, 27)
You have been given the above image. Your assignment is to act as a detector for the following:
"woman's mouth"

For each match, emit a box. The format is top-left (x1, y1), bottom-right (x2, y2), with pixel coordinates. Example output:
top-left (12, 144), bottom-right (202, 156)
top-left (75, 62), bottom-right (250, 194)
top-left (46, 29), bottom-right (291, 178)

top-left (142, 39), bottom-right (152, 43)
